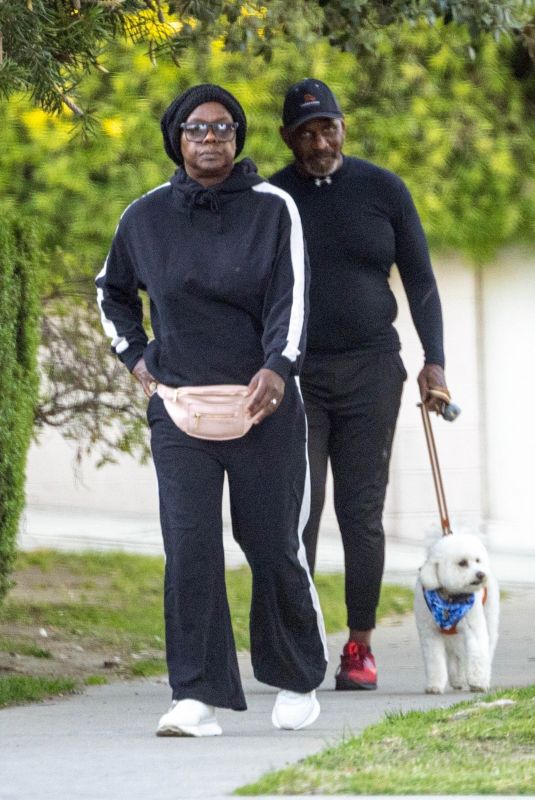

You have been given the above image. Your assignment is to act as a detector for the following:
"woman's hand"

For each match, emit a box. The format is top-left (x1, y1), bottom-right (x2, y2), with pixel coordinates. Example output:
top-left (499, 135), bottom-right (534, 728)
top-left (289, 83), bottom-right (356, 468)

top-left (132, 357), bottom-right (157, 399)
top-left (245, 368), bottom-right (285, 424)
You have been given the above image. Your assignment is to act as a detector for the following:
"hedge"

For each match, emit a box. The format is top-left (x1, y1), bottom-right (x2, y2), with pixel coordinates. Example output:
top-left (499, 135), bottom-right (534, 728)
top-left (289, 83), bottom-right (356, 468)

top-left (0, 212), bottom-right (40, 602)
top-left (0, 20), bottom-right (533, 297)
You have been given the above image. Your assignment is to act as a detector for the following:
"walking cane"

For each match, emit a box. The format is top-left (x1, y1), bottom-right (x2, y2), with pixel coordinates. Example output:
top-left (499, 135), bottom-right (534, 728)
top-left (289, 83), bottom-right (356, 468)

top-left (418, 389), bottom-right (461, 537)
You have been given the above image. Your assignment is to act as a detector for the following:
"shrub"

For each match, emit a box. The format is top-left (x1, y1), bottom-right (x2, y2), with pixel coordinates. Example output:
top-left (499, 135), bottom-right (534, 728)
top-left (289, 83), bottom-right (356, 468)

top-left (0, 211), bottom-right (40, 602)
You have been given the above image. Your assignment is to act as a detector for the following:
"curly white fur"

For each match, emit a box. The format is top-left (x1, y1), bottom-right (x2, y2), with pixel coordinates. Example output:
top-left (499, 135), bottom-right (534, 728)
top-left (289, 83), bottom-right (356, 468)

top-left (414, 533), bottom-right (499, 694)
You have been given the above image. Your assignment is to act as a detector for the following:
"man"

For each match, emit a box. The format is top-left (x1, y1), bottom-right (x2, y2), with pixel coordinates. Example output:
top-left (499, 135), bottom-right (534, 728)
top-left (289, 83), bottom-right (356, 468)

top-left (271, 78), bottom-right (450, 691)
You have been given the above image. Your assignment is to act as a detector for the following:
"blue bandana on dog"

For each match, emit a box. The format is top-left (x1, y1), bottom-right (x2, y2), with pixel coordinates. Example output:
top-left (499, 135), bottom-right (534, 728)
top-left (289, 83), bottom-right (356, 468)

top-left (423, 589), bottom-right (475, 631)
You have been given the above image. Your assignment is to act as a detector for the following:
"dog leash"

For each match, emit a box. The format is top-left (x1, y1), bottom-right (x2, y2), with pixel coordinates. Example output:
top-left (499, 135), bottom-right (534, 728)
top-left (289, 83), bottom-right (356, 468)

top-left (419, 390), bottom-right (486, 638)
top-left (418, 388), bottom-right (460, 537)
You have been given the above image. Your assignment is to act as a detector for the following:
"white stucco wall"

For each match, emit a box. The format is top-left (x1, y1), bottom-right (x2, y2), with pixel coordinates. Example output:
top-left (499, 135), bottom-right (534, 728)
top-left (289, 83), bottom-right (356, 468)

top-left (479, 248), bottom-right (535, 554)
top-left (23, 249), bottom-right (534, 555)
top-left (384, 257), bottom-right (482, 541)
top-left (25, 426), bottom-right (159, 514)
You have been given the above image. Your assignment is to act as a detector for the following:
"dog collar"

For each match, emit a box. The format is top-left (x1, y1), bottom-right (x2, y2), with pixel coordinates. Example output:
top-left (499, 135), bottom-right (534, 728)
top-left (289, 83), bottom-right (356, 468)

top-left (423, 588), bottom-right (475, 632)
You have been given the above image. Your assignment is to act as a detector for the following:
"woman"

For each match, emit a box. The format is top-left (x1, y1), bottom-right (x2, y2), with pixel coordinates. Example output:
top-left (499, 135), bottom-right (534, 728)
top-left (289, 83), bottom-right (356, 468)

top-left (96, 84), bottom-right (327, 736)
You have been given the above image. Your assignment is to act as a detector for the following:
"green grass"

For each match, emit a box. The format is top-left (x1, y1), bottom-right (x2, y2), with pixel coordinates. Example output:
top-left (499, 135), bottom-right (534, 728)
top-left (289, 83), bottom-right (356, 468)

top-left (3, 550), bottom-right (413, 652)
top-left (2, 550), bottom-right (166, 649)
top-left (0, 638), bottom-right (51, 658)
top-left (84, 676), bottom-right (108, 686)
top-left (130, 658), bottom-right (167, 677)
top-left (0, 676), bottom-right (77, 707)
top-left (315, 576), bottom-right (413, 634)
top-left (236, 685), bottom-right (535, 795)
top-left (0, 550), bottom-right (413, 708)
top-left (227, 571), bottom-right (413, 646)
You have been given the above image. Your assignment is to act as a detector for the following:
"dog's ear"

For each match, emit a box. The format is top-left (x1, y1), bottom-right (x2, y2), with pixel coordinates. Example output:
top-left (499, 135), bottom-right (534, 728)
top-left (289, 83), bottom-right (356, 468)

top-left (419, 559), bottom-right (440, 590)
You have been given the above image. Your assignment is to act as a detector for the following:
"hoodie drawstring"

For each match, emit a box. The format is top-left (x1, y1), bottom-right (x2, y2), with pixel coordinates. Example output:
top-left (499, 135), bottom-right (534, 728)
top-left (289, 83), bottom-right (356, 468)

top-left (185, 187), bottom-right (223, 232)
top-left (171, 160), bottom-right (262, 233)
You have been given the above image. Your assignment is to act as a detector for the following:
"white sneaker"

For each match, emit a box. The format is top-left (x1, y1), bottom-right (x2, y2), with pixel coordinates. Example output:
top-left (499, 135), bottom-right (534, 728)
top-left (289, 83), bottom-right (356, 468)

top-left (156, 699), bottom-right (222, 737)
top-left (271, 689), bottom-right (320, 731)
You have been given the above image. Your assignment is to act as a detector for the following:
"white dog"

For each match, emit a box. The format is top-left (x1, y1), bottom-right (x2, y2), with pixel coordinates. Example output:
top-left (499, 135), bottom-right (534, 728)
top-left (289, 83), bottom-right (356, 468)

top-left (414, 533), bottom-right (499, 694)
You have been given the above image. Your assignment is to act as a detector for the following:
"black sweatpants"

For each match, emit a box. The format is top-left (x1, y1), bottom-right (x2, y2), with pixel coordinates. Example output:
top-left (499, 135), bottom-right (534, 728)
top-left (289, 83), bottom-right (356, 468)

top-left (147, 378), bottom-right (328, 711)
top-left (300, 350), bottom-right (407, 631)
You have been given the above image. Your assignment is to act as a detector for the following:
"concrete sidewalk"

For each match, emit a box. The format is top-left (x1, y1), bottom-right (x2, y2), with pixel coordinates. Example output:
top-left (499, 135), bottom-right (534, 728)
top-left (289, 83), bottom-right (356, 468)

top-left (2, 587), bottom-right (535, 800)
top-left (18, 504), bottom-right (535, 587)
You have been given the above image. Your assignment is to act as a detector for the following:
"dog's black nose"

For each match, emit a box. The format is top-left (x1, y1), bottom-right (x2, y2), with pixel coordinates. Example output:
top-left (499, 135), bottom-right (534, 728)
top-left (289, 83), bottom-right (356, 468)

top-left (476, 571), bottom-right (486, 581)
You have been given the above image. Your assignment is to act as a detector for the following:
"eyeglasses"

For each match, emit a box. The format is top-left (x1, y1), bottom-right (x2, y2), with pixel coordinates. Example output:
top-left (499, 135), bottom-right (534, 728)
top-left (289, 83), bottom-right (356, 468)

top-left (180, 121), bottom-right (239, 143)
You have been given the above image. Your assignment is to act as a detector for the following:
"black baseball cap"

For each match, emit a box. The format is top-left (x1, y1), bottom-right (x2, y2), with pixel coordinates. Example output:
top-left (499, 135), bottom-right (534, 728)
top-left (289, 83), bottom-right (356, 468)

top-left (282, 78), bottom-right (343, 131)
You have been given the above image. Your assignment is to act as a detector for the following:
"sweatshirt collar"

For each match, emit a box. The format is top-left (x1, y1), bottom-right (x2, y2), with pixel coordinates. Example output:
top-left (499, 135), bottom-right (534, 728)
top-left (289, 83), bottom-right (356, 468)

top-left (170, 158), bottom-right (263, 232)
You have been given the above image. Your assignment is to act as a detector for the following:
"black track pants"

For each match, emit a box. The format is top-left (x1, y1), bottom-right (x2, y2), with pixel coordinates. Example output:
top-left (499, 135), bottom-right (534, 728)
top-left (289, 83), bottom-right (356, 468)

top-left (147, 378), bottom-right (328, 710)
top-left (300, 351), bottom-right (407, 631)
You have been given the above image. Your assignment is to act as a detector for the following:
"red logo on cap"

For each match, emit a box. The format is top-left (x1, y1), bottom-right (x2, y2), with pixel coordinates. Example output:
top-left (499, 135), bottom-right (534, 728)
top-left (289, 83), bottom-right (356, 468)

top-left (303, 93), bottom-right (317, 102)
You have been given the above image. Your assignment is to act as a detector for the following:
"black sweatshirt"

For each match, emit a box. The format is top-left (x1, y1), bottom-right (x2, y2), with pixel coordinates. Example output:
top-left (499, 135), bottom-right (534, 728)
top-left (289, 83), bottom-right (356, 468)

top-left (270, 156), bottom-right (444, 366)
top-left (96, 159), bottom-right (308, 386)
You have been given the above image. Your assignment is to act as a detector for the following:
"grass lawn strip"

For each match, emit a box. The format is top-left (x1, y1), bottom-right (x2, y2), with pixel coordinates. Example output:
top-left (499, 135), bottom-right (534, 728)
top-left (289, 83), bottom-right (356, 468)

top-left (0, 550), bottom-right (412, 707)
top-left (0, 675), bottom-right (77, 707)
top-left (236, 685), bottom-right (535, 796)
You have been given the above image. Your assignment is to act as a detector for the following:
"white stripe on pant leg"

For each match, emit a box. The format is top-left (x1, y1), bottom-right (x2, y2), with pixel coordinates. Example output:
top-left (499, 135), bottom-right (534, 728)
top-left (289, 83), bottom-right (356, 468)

top-left (295, 376), bottom-right (329, 662)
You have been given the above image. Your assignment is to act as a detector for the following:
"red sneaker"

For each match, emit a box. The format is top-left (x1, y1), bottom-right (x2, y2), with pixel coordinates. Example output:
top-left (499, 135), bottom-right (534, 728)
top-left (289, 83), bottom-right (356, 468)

top-left (335, 641), bottom-right (377, 690)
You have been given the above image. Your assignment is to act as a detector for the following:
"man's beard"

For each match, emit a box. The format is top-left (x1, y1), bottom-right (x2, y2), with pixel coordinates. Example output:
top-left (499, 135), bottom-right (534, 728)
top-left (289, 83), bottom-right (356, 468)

top-left (301, 151), bottom-right (340, 177)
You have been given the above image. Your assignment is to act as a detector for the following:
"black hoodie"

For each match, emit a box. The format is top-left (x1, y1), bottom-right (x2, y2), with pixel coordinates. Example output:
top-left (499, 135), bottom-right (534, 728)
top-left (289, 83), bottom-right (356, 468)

top-left (96, 159), bottom-right (309, 386)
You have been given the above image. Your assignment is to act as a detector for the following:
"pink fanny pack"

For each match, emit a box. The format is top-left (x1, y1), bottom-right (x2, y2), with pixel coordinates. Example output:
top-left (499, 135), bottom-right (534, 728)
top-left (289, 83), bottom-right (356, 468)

top-left (156, 384), bottom-right (253, 441)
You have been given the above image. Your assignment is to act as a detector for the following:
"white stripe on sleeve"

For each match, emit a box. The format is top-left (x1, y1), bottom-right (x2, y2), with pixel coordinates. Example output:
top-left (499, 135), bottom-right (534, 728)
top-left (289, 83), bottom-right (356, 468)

top-left (252, 182), bottom-right (306, 364)
top-left (96, 182), bottom-right (170, 356)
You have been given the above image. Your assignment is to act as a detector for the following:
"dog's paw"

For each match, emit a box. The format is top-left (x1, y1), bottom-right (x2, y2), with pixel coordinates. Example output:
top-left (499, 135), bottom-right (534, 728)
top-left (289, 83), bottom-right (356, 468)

top-left (450, 683), bottom-right (465, 691)
top-left (425, 686), bottom-right (444, 694)
top-left (469, 684), bottom-right (489, 693)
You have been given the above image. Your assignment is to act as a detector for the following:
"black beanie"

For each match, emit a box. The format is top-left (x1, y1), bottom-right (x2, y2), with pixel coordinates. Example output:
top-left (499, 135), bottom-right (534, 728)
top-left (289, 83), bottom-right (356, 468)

top-left (161, 83), bottom-right (247, 166)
